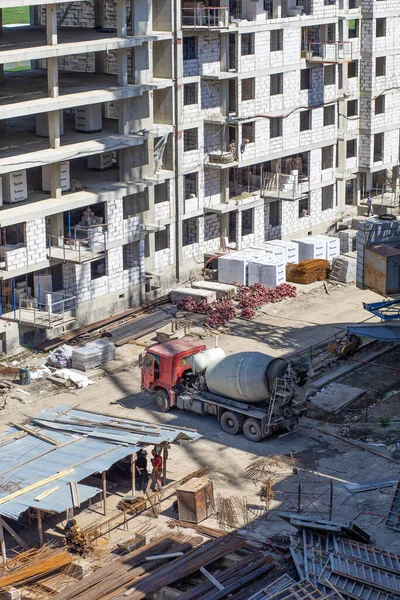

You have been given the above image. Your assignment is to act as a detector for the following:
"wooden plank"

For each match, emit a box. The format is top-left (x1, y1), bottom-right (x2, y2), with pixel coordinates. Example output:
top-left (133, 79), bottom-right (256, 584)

top-left (10, 421), bottom-right (59, 446)
top-left (69, 482), bottom-right (80, 508)
top-left (37, 509), bottom-right (43, 547)
top-left (0, 468), bottom-right (74, 505)
top-left (34, 486), bottom-right (60, 502)
top-left (0, 520), bottom-right (6, 564)
top-left (102, 471), bottom-right (107, 516)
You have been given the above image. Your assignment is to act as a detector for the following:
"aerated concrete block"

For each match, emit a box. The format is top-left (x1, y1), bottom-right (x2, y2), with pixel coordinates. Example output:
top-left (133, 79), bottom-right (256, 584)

top-left (170, 288), bottom-right (216, 304)
top-left (191, 281), bottom-right (237, 299)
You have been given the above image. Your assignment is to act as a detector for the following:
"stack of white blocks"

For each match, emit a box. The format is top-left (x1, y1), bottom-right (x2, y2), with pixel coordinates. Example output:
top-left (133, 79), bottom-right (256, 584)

top-left (291, 237), bottom-right (327, 261)
top-left (218, 247), bottom-right (287, 288)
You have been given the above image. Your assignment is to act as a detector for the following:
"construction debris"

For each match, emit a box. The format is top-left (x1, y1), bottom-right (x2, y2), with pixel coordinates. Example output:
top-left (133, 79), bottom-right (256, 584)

top-left (289, 528), bottom-right (400, 599)
top-left (278, 514), bottom-right (370, 544)
top-left (385, 476), bottom-right (400, 532)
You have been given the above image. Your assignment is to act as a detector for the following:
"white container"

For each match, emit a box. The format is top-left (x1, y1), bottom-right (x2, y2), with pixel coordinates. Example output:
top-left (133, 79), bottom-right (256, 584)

top-left (87, 152), bottom-right (113, 170)
top-left (248, 259), bottom-right (285, 288)
top-left (75, 104), bottom-right (103, 132)
top-left (218, 254), bottom-right (247, 285)
top-left (3, 170), bottom-right (27, 204)
top-left (312, 235), bottom-right (340, 263)
top-left (42, 161), bottom-right (70, 193)
top-left (292, 237), bottom-right (326, 261)
top-left (267, 240), bottom-right (299, 264)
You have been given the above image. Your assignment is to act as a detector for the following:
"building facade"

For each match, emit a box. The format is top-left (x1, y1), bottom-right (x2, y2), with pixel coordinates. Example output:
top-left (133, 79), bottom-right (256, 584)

top-left (0, 0), bottom-right (398, 344)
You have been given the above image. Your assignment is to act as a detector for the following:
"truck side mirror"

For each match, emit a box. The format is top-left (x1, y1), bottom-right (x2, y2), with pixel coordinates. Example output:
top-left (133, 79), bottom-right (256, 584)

top-left (138, 353), bottom-right (143, 368)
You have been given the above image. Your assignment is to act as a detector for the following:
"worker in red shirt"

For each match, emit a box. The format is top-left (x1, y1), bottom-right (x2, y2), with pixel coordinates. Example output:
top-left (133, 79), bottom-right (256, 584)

top-left (151, 447), bottom-right (163, 491)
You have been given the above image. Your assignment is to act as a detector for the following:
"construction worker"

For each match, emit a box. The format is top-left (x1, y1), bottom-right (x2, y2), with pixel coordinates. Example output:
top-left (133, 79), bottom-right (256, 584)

top-left (150, 447), bottom-right (163, 491)
top-left (135, 449), bottom-right (149, 492)
top-left (367, 196), bottom-right (373, 216)
top-left (64, 519), bottom-right (87, 555)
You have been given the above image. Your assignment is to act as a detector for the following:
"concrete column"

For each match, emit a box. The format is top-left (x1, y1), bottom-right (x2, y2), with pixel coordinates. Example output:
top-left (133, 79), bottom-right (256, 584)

top-left (220, 212), bottom-right (229, 240)
top-left (220, 33), bottom-right (229, 72)
top-left (235, 211), bottom-right (241, 250)
top-left (48, 110), bottom-right (61, 149)
top-left (117, 50), bottom-right (128, 86)
top-left (95, 0), bottom-right (106, 73)
top-left (49, 212), bottom-right (64, 245)
top-left (220, 80), bottom-right (229, 117)
top-left (47, 57), bottom-right (59, 98)
top-left (118, 99), bottom-right (130, 135)
top-left (117, 0), bottom-right (127, 37)
top-left (220, 170), bottom-right (230, 203)
top-left (46, 4), bottom-right (58, 45)
top-left (272, 0), bottom-right (281, 18)
top-left (132, 0), bottom-right (152, 36)
top-left (48, 163), bottom-right (62, 199)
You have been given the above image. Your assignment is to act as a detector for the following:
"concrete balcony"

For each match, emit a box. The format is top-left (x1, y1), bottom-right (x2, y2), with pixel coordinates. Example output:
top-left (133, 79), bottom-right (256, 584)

top-left (262, 172), bottom-right (310, 201)
top-left (304, 40), bottom-right (357, 64)
top-left (182, 6), bottom-right (229, 29)
top-left (2, 291), bottom-right (77, 330)
top-left (47, 225), bottom-right (108, 264)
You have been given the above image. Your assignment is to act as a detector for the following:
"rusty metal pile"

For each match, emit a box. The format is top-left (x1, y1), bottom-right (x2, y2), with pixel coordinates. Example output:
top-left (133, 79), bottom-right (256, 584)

top-left (286, 260), bottom-right (331, 284)
top-left (0, 544), bottom-right (72, 593)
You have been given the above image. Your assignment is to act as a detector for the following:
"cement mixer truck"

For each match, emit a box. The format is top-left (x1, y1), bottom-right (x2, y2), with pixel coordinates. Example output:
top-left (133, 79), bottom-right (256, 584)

top-left (140, 339), bottom-right (307, 442)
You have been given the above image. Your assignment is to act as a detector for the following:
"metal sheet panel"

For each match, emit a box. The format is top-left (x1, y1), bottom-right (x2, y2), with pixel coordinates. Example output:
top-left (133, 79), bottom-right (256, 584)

top-left (0, 405), bottom-right (201, 520)
top-left (364, 248), bottom-right (387, 295)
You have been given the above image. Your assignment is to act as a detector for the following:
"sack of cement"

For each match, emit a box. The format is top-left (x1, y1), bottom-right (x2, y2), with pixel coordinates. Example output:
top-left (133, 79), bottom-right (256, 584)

top-left (71, 339), bottom-right (115, 371)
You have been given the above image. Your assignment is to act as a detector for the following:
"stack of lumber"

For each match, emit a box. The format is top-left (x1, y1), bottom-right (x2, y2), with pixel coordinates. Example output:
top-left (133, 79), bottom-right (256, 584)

top-left (286, 259), bottom-right (331, 284)
top-left (53, 534), bottom-right (202, 600)
top-left (0, 546), bottom-right (72, 590)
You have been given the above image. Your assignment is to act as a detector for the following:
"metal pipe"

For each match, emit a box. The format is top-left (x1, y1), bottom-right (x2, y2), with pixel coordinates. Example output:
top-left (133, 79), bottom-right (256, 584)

top-left (173, 0), bottom-right (180, 282)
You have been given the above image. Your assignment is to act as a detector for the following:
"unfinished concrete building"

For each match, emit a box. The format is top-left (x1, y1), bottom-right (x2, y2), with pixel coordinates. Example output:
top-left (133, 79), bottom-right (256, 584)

top-left (0, 0), bottom-right (398, 344)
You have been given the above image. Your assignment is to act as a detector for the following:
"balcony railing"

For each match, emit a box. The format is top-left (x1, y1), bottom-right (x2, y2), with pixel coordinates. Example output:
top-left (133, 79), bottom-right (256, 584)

top-left (304, 41), bottom-right (354, 63)
top-left (47, 224), bottom-right (108, 264)
top-left (262, 172), bottom-right (310, 201)
top-left (182, 7), bottom-right (229, 29)
top-left (15, 292), bottom-right (77, 329)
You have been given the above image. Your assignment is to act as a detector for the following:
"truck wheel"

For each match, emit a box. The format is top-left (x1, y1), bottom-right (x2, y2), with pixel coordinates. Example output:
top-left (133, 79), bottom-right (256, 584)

top-left (220, 411), bottom-right (243, 435)
top-left (155, 389), bottom-right (170, 413)
top-left (243, 418), bottom-right (263, 442)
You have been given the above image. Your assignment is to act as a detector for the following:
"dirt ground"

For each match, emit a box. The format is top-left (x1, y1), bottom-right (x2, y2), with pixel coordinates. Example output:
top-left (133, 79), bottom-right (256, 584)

top-left (1, 282), bottom-right (400, 558)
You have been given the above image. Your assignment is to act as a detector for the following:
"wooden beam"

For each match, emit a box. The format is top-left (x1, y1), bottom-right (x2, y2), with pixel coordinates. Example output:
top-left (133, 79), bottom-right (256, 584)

top-left (0, 519), bottom-right (6, 564)
top-left (37, 509), bottom-right (43, 547)
top-left (0, 468), bottom-right (74, 506)
top-left (0, 517), bottom-right (28, 550)
top-left (34, 486), bottom-right (59, 502)
top-left (131, 454), bottom-right (136, 497)
top-left (162, 444), bottom-right (168, 487)
top-left (10, 422), bottom-right (59, 446)
top-left (102, 471), bottom-right (107, 516)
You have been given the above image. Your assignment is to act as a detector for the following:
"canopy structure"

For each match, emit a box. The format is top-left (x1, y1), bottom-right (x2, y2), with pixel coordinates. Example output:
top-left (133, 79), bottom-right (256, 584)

top-left (0, 405), bottom-right (201, 556)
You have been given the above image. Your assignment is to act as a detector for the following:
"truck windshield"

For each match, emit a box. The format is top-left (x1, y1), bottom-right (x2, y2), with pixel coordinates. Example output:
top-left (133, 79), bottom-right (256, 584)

top-left (181, 353), bottom-right (198, 367)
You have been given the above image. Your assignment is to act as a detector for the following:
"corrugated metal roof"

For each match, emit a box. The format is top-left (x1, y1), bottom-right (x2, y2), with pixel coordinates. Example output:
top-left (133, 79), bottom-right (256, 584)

top-left (0, 405), bottom-right (201, 520)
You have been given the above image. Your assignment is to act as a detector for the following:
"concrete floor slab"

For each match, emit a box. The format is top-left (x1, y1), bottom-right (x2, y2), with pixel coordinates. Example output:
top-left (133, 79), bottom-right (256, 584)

top-left (309, 382), bottom-right (366, 413)
top-left (0, 71), bottom-right (172, 118)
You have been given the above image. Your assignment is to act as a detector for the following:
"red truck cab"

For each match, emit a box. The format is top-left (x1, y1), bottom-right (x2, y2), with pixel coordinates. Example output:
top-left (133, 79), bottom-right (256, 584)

top-left (141, 339), bottom-right (206, 411)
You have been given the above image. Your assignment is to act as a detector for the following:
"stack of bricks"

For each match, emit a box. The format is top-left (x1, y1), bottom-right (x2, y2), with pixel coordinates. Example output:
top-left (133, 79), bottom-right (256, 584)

top-left (26, 219), bottom-right (47, 265)
top-left (107, 199), bottom-right (124, 242)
